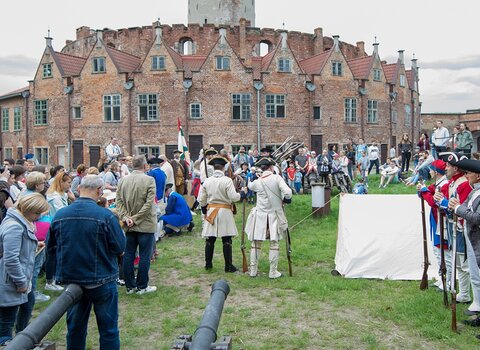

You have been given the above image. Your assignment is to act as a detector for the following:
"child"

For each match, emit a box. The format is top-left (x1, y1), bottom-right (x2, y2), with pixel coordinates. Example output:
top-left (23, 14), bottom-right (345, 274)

top-left (357, 151), bottom-right (370, 187)
top-left (352, 178), bottom-right (368, 194)
top-left (294, 166), bottom-right (303, 194)
top-left (286, 162), bottom-right (296, 191)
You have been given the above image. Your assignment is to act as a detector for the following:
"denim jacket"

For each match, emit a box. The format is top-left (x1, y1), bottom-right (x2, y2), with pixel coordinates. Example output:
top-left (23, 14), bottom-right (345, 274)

top-left (47, 197), bottom-right (126, 286)
top-left (0, 208), bottom-right (37, 307)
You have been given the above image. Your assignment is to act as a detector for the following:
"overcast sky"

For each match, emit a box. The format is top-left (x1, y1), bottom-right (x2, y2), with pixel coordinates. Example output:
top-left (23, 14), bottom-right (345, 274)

top-left (0, 0), bottom-right (478, 113)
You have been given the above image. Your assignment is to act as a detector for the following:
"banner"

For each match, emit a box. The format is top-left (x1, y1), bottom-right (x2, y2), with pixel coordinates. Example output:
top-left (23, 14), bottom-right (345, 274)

top-left (177, 118), bottom-right (191, 167)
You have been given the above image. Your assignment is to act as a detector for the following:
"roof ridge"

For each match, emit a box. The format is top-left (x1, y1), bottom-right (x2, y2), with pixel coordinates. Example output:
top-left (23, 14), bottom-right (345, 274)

top-left (54, 51), bottom-right (87, 60)
top-left (105, 46), bottom-right (141, 59)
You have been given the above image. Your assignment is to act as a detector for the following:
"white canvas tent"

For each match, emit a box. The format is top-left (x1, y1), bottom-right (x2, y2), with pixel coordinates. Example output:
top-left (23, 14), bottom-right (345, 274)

top-left (334, 194), bottom-right (439, 280)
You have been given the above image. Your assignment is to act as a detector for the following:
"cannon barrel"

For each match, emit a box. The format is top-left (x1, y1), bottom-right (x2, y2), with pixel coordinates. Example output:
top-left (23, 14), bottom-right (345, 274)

top-left (6, 284), bottom-right (83, 350)
top-left (190, 279), bottom-right (230, 350)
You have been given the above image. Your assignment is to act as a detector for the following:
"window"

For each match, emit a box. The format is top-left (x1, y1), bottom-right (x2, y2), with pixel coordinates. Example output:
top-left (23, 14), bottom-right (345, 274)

top-left (34, 147), bottom-right (49, 165)
top-left (313, 106), bottom-right (321, 120)
top-left (151, 56), bottom-right (165, 70)
top-left (34, 100), bottom-right (48, 125)
top-left (137, 146), bottom-right (160, 158)
top-left (266, 94), bottom-right (285, 118)
top-left (391, 109), bottom-right (397, 124)
top-left (232, 93), bottom-right (251, 120)
top-left (72, 106), bottom-right (82, 119)
top-left (332, 61), bottom-right (342, 76)
top-left (93, 57), bottom-right (106, 73)
top-left (42, 63), bottom-right (52, 78)
top-left (367, 100), bottom-right (378, 123)
top-left (1, 108), bottom-right (9, 132)
top-left (373, 69), bottom-right (381, 81)
top-left (103, 94), bottom-right (121, 122)
top-left (13, 107), bottom-right (21, 131)
top-left (216, 56), bottom-right (230, 70)
top-left (190, 103), bottom-right (202, 119)
top-left (4, 148), bottom-right (13, 160)
top-left (405, 104), bottom-right (411, 126)
top-left (344, 98), bottom-right (357, 122)
top-left (399, 74), bottom-right (406, 87)
top-left (278, 58), bottom-right (291, 72)
top-left (137, 94), bottom-right (158, 121)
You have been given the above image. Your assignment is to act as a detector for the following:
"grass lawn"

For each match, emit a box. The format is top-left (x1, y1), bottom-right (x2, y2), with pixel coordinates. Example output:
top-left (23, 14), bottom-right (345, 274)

top-left (33, 175), bottom-right (480, 349)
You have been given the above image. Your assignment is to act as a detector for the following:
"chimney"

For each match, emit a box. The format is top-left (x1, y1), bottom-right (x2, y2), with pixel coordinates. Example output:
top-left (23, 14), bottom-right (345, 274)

top-left (240, 18), bottom-right (247, 60)
top-left (96, 30), bottom-right (103, 48)
top-left (219, 27), bottom-right (227, 45)
top-left (373, 42), bottom-right (379, 57)
top-left (398, 50), bottom-right (404, 65)
top-left (280, 31), bottom-right (288, 49)
top-left (356, 41), bottom-right (365, 57)
top-left (332, 35), bottom-right (340, 51)
top-left (155, 21), bottom-right (162, 46)
top-left (314, 27), bottom-right (323, 55)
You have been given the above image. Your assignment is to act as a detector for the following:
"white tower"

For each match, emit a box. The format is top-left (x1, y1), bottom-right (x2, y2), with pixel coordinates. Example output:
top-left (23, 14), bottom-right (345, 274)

top-left (188, 0), bottom-right (255, 26)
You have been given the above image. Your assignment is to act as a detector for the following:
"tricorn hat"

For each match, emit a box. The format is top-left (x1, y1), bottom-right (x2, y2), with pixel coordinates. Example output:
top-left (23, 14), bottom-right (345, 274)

top-left (147, 157), bottom-right (164, 165)
top-left (173, 149), bottom-right (182, 154)
top-left (165, 183), bottom-right (174, 190)
top-left (438, 152), bottom-right (468, 166)
top-left (204, 147), bottom-right (218, 156)
top-left (454, 159), bottom-right (480, 174)
top-left (260, 147), bottom-right (273, 154)
top-left (255, 157), bottom-right (276, 167)
top-left (208, 156), bottom-right (228, 166)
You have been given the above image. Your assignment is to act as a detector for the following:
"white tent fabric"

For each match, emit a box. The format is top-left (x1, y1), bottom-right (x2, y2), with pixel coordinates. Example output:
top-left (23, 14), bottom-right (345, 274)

top-left (335, 194), bottom-right (439, 280)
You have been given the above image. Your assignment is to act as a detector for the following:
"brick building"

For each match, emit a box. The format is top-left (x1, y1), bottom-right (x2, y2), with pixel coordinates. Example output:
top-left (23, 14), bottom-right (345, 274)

top-left (0, 1), bottom-right (420, 168)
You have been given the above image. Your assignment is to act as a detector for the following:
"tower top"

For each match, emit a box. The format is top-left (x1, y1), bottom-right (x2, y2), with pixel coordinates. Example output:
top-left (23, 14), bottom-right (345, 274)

top-left (188, 0), bottom-right (255, 27)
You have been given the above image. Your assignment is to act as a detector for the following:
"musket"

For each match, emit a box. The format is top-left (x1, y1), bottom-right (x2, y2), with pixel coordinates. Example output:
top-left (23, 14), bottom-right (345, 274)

top-left (451, 214), bottom-right (458, 332)
top-left (286, 227), bottom-right (293, 277)
top-left (439, 209), bottom-right (449, 307)
top-left (272, 136), bottom-right (294, 157)
top-left (241, 199), bottom-right (248, 273)
top-left (420, 197), bottom-right (429, 290)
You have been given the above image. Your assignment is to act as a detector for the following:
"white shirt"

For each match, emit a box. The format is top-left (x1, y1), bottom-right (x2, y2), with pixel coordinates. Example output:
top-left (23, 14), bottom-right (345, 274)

top-left (367, 145), bottom-right (380, 161)
top-left (105, 143), bottom-right (122, 161)
top-left (433, 127), bottom-right (450, 147)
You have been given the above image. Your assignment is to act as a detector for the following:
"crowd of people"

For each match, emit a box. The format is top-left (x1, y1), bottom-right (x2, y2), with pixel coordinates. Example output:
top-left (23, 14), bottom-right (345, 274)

top-left (0, 121), bottom-right (479, 346)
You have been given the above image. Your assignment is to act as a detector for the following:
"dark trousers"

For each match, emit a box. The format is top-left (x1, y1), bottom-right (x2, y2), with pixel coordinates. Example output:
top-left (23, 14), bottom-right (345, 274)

top-left (401, 152), bottom-right (411, 173)
top-left (368, 159), bottom-right (380, 174)
top-left (66, 281), bottom-right (119, 350)
top-left (455, 148), bottom-right (472, 159)
top-left (123, 232), bottom-right (154, 290)
top-left (0, 292), bottom-right (35, 345)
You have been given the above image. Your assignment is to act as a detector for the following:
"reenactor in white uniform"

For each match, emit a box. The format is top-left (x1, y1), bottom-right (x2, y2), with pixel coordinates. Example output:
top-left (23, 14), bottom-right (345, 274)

top-left (245, 157), bottom-right (292, 278)
top-left (200, 147), bottom-right (217, 183)
top-left (198, 156), bottom-right (244, 272)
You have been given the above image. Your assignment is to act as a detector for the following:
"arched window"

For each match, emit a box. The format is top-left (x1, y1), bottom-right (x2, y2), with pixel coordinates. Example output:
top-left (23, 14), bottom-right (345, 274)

top-left (179, 37), bottom-right (194, 55)
top-left (260, 40), bottom-right (272, 57)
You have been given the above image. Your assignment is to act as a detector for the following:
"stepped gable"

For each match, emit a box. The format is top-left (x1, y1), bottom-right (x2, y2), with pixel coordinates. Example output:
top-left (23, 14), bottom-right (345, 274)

top-left (348, 55), bottom-right (375, 80)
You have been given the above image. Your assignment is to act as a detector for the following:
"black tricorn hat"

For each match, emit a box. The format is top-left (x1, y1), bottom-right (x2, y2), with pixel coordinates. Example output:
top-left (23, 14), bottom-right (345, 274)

top-left (454, 158), bottom-right (480, 174)
top-left (255, 157), bottom-right (276, 167)
top-left (165, 183), bottom-right (174, 190)
top-left (147, 157), bottom-right (165, 165)
top-left (173, 149), bottom-right (182, 154)
top-left (260, 147), bottom-right (273, 154)
top-left (438, 152), bottom-right (468, 166)
top-left (208, 156), bottom-right (228, 166)
top-left (204, 147), bottom-right (218, 156)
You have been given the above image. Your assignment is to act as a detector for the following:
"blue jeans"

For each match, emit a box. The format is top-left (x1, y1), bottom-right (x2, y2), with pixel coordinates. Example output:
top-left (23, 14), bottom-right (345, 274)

top-left (0, 291), bottom-right (35, 345)
top-left (123, 232), bottom-right (154, 290)
top-left (66, 281), bottom-right (119, 350)
top-left (32, 249), bottom-right (46, 292)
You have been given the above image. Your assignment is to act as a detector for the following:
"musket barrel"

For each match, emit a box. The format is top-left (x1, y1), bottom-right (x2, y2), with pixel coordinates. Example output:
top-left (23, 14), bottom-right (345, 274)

top-left (190, 280), bottom-right (230, 350)
top-left (6, 284), bottom-right (83, 350)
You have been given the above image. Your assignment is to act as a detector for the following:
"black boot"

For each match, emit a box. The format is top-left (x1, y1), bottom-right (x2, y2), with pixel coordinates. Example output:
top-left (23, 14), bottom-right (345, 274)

top-left (205, 238), bottom-right (215, 270)
top-left (222, 237), bottom-right (237, 273)
top-left (187, 221), bottom-right (195, 232)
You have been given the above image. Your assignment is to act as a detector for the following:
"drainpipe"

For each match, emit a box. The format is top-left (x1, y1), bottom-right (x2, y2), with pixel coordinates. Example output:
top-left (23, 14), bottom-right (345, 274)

top-left (124, 78), bottom-right (134, 156)
top-left (358, 81), bottom-right (366, 139)
top-left (183, 79), bottom-right (192, 139)
top-left (22, 90), bottom-right (31, 155)
top-left (64, 84), bottom-right (73, 169)
top-left (253, 81), bottom-right (264, 148)
top-left (305, 81), bottom-right (316, 148)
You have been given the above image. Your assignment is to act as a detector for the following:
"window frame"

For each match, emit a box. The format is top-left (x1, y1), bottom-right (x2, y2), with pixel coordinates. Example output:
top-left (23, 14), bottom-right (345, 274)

top-left (190, 103), bottom-right (202, 119)
top-left (313, 106), bottom-right (321, 120)
top-left (103, 94), bottom-right (122, 122)
top-left (404, 104), bottom-right (411, 126)
top-left (332, 61), bottom-right (343, 76)
top-left (72, 106), bottom-right (82, 119)
top-left (42, 63), bottom-right (53, 78)
top-left (151, 55), bottom-right (166, 71)
top-left (278, 58), bottom-right (291, 73)
top-left (13, 107), bottom-right (21, 131)
top-left (399, 74), bottom-right (406, 87)
top-left (34, 147), bottom-right (49, 165)
top-left (265, 94), bottom-right (286, 118)
top-left (137, 145), bottom-right (160, 158)
top-left (344, 98), bottom-right (357, 123)
top-left (373, 69), bottom-right (381, 81)
top-left (137, 93), bottom-right (159, 122)
top-left (215, 56), bottom-right (230, 71)
top-left (1, 108), bottom-right (9, 132)
top-left (93, 57), bottom-right (106, 73)
top-left (34, 100), bottom-right (48, 126)
top-left (231, 93), bottom-right (251, 121)
top-left (367, 100), bottom-right (378, 123)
